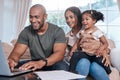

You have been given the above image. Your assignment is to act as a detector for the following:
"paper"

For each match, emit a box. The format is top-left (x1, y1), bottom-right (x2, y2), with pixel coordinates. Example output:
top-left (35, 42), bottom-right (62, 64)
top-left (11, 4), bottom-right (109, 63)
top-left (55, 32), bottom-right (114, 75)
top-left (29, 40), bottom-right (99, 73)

top-left (34, 70), bottom-right (85, 80)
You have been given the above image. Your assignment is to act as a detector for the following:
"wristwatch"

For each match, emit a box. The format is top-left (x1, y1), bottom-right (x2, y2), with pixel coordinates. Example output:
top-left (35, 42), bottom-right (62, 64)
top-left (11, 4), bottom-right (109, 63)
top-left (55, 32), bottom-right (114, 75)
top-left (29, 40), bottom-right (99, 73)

top-left (42, 59), bottom-right (47, 66)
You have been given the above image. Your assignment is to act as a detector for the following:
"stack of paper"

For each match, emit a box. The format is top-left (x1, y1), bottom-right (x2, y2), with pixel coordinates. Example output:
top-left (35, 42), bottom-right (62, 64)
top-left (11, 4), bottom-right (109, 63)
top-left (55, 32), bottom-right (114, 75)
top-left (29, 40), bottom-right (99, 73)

top-left (34, 70), bottom-right (85, 80)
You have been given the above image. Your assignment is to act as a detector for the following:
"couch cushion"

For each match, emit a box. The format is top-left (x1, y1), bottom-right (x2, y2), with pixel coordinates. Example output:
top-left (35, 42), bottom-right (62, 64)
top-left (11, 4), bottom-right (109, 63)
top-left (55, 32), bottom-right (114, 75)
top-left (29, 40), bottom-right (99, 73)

top-left (110, 48), bottom-right (120, 72)
top-left (109, 67), bottom-right (120, 80)
top-left (2, 42), bottom-right (13, 58)
top-left (107, 39), bottom-right (115, 49)
top-left (11, 39), bottom-right (31, 59)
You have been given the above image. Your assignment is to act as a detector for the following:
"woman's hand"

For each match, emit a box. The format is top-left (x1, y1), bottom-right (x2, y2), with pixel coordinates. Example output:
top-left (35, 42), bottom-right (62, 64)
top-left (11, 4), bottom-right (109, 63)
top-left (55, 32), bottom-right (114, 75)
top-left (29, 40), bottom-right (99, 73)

top-left (96, 46), bottom-right (104, 57)
top-left (102, 54), bottom-right (111, 67)
top-left (102, 50), bottom-right (111, 67)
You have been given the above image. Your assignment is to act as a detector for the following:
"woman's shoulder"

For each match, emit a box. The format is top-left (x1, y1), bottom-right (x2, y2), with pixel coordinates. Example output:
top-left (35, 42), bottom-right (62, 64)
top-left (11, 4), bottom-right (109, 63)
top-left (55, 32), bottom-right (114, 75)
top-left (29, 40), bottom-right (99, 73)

top-left (66, 31), bottom-right (71, 36)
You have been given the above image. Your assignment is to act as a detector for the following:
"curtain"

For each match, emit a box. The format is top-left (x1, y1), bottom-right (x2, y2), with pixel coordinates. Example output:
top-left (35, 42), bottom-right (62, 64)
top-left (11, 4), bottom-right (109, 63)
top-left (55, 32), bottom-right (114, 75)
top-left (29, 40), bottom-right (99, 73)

top-left (0, 0), bottom-right (31, 43)
top-left (117, 0), bottom-right (120, 11)
top-left (14, 0), bottom-right (31, 38)
top-left (0, 0), bottom-right (4, 40)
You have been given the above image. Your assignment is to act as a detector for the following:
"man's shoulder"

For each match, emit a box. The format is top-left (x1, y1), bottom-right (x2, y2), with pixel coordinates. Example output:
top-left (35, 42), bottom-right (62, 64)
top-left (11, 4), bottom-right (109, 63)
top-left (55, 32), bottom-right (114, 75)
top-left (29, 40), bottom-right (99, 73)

top-left (22, 25), bottom-right (34, 33)
top-left (48, 22), bottom-right (61, 30)
top-left (24, 25), bottom-right (32, 30)
top-left (20, 25), bottom-right (35, 37)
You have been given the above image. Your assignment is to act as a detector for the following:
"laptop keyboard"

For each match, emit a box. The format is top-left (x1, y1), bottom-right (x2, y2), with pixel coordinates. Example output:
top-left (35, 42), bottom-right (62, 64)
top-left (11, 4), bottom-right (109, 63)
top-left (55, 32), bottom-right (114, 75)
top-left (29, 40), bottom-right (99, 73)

top-left (11, 68), bottom-right (32, 75)
top-left (12, 69), bottom-right (24, 73)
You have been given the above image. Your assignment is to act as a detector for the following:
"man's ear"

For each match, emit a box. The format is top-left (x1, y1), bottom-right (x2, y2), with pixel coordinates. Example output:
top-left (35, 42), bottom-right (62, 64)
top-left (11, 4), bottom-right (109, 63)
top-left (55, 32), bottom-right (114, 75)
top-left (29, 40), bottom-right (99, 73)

top-left (44, 14), bottom-right (47, 20)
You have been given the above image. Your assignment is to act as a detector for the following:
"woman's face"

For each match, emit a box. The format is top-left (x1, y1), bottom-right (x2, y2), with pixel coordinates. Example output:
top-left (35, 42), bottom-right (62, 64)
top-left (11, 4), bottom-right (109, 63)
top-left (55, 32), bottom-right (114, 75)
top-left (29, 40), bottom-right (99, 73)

top-left (65, 10), bottom-right (78, 28)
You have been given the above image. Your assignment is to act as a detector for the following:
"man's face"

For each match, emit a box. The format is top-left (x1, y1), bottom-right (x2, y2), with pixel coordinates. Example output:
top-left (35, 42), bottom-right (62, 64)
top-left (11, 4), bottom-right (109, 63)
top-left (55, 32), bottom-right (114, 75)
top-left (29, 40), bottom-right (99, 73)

top-left (29, 7), bottom-right (47, 31)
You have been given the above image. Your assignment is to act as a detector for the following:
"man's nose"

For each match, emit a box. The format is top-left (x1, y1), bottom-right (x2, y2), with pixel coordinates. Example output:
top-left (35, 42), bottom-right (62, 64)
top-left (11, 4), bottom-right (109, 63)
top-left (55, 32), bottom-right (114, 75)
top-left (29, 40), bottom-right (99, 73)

top-left (30, 18), bottom-right (36, 23)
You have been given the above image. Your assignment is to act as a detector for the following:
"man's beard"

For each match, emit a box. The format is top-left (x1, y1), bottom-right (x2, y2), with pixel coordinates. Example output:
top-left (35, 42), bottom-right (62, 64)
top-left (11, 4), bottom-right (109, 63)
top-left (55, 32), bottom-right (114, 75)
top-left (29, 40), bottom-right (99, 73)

top-left (33, 23), bottom-right (44, 32)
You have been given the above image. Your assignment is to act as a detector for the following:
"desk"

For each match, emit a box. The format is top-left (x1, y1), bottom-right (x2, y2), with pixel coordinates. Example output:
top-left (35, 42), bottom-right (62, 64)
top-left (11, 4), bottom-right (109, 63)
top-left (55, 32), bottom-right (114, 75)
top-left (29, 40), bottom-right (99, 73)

top-left (0, 72), bottom-right (40, 80)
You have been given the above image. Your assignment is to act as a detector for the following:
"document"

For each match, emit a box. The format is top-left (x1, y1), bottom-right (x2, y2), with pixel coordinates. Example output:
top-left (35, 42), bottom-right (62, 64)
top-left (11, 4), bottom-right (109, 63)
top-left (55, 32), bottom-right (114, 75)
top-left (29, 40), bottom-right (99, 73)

top-left (34, 70), bottom-right (85, 80)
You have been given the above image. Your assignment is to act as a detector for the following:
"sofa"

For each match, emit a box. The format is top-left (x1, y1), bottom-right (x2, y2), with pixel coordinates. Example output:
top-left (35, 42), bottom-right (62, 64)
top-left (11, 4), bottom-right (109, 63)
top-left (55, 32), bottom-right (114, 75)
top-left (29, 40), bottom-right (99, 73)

top-left (2, 39), bottom-right (31, 59)
top-left (2, 39), bottom-right (120, 80)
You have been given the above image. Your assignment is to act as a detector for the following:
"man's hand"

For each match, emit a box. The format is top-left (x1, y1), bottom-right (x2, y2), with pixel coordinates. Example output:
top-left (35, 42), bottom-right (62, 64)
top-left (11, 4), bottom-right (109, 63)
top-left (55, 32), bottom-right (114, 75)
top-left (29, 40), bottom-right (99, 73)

top-left (8, 59), bottom-right (18, 71)
top-left (19, 60), bottom-right (46, 71)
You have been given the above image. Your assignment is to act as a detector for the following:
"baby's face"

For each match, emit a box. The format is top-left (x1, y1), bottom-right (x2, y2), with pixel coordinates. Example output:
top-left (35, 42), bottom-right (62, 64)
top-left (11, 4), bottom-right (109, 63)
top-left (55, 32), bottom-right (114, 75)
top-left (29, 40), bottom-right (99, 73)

top-left (82, 13), bottom-right (96, 30)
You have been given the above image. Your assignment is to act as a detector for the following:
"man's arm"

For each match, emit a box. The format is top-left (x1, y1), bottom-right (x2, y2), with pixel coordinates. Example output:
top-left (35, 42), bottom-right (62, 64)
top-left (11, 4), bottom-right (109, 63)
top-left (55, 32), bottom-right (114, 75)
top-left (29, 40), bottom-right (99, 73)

top-left (8, 43), bottom-right (28, 70)
top-left (46, 43), bottom-right (66, 66)
top-left (18, 42), bottom-right (66, 71)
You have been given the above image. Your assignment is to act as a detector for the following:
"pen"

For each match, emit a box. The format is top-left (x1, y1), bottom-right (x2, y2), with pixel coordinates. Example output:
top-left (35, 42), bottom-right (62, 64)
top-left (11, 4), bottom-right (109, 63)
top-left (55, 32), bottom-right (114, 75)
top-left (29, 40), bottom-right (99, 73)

top-left (33, 73), bottom-right (42, 80)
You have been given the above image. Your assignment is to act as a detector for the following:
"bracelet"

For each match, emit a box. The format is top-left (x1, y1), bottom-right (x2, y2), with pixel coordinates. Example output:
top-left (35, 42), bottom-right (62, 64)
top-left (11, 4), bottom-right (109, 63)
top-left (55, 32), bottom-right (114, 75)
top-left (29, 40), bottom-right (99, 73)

top-left (42, 59), bottom-right (47, 66)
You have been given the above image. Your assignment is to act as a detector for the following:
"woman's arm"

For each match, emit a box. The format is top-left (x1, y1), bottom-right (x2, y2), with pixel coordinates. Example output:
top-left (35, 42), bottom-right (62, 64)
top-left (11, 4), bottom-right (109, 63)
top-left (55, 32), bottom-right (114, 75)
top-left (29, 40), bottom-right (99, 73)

top-left (97, 35), bottom-right (111, 66)
top-left (69, 39), bottom-right (79, 57)
top-left (96, 35), bottom-right (108, 57)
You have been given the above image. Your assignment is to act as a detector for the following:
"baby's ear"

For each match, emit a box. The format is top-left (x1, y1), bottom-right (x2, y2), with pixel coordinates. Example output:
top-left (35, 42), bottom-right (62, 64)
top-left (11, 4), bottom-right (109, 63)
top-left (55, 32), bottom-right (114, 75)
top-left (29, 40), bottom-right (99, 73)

top-left (79, 32), bottom-right (82, 36)
top-left (80, 33), bottom-right (85, 38)
top-left (79, 31), bottom-right (83, 35)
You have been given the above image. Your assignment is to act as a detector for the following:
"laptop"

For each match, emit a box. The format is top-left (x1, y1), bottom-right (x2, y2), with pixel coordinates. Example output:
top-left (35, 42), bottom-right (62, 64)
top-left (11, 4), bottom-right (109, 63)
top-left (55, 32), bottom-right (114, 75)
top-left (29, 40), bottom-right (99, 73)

top-left (0, 40), bottom-right (32, 77)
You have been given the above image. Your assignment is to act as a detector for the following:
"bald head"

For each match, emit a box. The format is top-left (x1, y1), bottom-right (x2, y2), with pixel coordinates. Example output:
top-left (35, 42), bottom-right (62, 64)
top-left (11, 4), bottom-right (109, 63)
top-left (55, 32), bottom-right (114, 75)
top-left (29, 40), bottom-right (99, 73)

top-left (30, 4), bottom-right (46, 14)
top-left (29, 4), bottom-right (47, 31)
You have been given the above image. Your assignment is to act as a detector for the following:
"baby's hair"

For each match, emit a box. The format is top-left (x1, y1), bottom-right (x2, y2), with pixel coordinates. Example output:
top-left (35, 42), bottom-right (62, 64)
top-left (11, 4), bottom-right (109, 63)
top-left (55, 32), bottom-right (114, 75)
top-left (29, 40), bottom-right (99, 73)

top-left (82, 10), bottom-right (104, 22)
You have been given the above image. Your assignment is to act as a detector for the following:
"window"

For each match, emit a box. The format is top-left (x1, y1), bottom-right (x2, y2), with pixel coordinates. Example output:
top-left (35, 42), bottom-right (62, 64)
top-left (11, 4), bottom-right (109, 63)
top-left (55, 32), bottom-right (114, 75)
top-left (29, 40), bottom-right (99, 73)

top-left (28, 0), bottom-right (120, 47)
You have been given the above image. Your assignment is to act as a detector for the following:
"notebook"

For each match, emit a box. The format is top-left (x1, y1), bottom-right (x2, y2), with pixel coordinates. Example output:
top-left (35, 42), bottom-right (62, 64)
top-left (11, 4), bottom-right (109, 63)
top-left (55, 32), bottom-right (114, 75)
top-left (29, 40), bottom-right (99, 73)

top-left (0, 40), bottom-right (32, 77)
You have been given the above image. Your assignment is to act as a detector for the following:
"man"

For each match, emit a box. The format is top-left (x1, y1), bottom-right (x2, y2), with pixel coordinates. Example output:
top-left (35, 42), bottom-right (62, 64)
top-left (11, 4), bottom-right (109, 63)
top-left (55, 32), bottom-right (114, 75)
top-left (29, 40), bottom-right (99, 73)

top-left (8, 4), bottom-right (68, 71)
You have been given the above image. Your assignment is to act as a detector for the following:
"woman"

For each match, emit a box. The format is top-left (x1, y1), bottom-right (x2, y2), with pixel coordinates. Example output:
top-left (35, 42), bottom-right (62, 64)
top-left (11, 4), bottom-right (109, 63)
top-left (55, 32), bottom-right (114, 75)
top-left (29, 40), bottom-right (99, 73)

top-left (64, 7), bottom-right (110, 80)
top-left (64, 6), bottom-right (82, 62)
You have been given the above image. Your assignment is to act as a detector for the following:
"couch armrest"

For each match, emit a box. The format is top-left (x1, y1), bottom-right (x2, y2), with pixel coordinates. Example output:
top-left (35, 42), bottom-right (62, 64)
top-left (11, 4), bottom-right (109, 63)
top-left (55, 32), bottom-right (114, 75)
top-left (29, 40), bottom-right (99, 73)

top-left (110, 48), bottom-right (120, 72)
